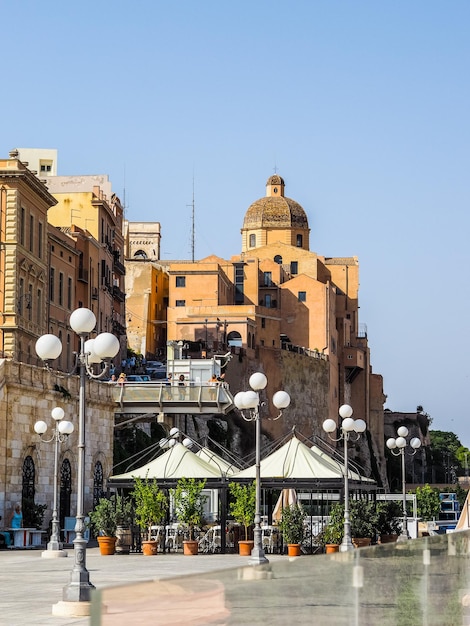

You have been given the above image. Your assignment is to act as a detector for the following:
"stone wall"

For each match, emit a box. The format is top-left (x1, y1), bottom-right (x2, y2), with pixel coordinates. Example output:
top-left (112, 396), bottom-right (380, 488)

top-left (0, 359), bottom-right (115, 527)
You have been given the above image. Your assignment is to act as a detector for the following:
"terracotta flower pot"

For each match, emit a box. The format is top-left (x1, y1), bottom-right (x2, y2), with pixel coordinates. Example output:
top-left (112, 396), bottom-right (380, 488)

top-left (97, 536), bottom-right (117, 556)
top-left (183, 540), bottom-right (199, 555)
top-left (325, 543), bottom-right (340, 554)
top-left (352, 537), bottom-right (372, 549)
top-left (238, 540), bottom-right (254, 556)
top-left (287, 543), bottom-right (301, 557)
top-left (142, 540), bottom-right (159, 556)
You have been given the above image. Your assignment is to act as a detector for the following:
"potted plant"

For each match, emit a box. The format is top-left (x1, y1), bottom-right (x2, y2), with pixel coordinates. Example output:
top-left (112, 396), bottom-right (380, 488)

top-left (350, 499), bottom-right (377, 547)
top-left (131, 477), bottom-right (168, 556)
top-left (172, 477), bottom-right (206, 555)
top-left (278, 503), bottom-right (306, 556)
top-left (228, 481), bottom-right (256, 556)
top-left (321, 502), bottom-right (344, 553)
top-left (114, 494), bottom-right (134, 554)
top-left (89, 495), bottom-right (121, 555)
top-left (376, 500), bottom-right (402, 543)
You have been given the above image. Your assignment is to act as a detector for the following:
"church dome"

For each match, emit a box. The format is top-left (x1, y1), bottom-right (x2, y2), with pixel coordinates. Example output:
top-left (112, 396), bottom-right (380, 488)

top-left (242, 175), bottom-right (309, 230)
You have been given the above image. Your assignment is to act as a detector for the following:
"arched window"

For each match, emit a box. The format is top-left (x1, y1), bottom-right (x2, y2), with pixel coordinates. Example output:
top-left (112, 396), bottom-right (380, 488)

top-left (93, 462), bottom-right (104, 508)
top-left (249, 234), bottom-right (256, 248)
top-left (22, 456), bottom-right (35, 505)
top-left (296, 234), bottom-right (303, 248)
top-left (60, 459), bottom-right (72, 530)
top-left (227, 331), bottom-right (242, 347)
top-left (133, 250), bottom-right (148, 259)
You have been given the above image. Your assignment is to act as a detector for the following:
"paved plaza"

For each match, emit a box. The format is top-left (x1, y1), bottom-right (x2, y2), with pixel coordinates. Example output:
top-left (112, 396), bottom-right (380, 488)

top-left (0, 547), bottom-right (285, 626)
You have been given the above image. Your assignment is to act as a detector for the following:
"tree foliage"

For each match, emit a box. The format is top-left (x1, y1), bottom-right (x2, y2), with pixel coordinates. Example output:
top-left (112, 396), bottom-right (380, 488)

top-left (430, 430), bottom-right (469, 480)
top-left (415, 484), bottom-right (440, 520)
top-left (228, 481), bottom-right (256, 540)
top-left (172, 477), bottom-right (206, 540)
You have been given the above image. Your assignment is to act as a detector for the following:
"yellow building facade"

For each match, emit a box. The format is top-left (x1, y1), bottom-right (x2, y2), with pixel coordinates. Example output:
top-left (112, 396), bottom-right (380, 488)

top-left (0, 152), bottom-right (56, 363)
top-left (46, 177), bottom-right (127, 345)
top-left (124, 258), bottom-right (169, 359)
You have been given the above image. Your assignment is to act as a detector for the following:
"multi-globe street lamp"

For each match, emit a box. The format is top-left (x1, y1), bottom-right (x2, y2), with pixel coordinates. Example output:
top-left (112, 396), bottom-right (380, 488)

top-left (35, 307), bottom-right (120, 610)
top-left (386, 426), bottom-right (422, 542)
top-left (234, 372), bottom-right (290, 565)
top-left (34, 407), bottom-right (74, 558)
top-left (323, 404), bottom-right (367, 552)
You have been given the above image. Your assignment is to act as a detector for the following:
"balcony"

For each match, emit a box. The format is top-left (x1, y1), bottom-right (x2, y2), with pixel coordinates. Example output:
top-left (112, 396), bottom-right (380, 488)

top-left (113, 259), bottom-right (125, 275)
top-left (343, 346), bottom-right (365, 383)
top-left (112, 285), bottom-right (126, 302)
top-left (78, 267), bottom-right (89, 283)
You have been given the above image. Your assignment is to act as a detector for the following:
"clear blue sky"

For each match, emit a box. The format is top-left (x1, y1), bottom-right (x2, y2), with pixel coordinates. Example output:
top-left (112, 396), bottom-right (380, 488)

top-left (2, 1), bottom-right (469, 444)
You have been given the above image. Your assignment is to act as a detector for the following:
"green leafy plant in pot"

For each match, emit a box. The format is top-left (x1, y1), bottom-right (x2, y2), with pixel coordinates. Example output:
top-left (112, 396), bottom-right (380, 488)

top-left (279, 503), bottom-right (306, 555)
top-left (131, 477), bottom-right (168, 555)
top-left (172, 477), bottom-right (206, 554)
top-left (89, 494), bottom-right (130, 555)
top-left (279, 503), bottom-right (306, 544)
top-left (321, 502), bottom-right (344, 549)
top-left (229, 481), bottom-right (256, 554)
top-left (376, 500), bottom-right (402, 542)
top-left (349, 499), bottom-right (377, 545)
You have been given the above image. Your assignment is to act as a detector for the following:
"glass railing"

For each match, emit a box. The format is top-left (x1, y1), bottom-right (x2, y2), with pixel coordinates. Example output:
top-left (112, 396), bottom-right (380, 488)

top-left (113, 382), bottom-right (234, 414)
top-left (90, 529), bottom-right (470, 625)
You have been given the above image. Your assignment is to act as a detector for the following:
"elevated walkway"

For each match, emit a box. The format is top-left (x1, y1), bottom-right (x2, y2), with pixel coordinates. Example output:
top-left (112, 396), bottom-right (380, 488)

top-left (112, 382), bottom-right (235, 416)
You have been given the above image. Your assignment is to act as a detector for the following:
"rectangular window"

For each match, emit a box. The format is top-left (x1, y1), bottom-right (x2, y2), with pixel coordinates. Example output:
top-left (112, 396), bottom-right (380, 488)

top-left (265, 294), bottom-right (272, 308)
top-left (38, 222), bottom-right (43, 259)
top-left (18, 278), bottom-right (24, 315)
top-left (296, 234), bottom-right (303, 248)
top-left (59, 272), bottom-right (64, 306)
top-left (234, 264), bottom-right (244, 304)
top-left (20, 207), bottom-right (25, 245)
top-left (290, 261), bottom-right (298, 275)
top-left (49, 268), bottom-right (55, 302)
top-left (29, 215), bottom-right (34, 252)
top-left (67, 277), bottom-right (72, 309)
top-left (28, 284), bottom-right (33, 321)
top-left (37, 289), bottom-right (42, 324)
top-left (175, 300), bottom-right (186, 307)
top-left (261, 317), bottom-right (266, 328)
top-left (298, 291), bottom-right (306, 302)
top-left (263, 272), bottom-right (272, 286)
top-left (176, 276), bottom-right (186, 287)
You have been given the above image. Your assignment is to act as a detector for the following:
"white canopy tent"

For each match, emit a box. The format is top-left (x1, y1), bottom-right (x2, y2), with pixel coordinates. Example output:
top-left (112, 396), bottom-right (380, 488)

top-left (455, 490), bottom-right (470, 531)
top-left (231, 435), bottom-right (374, 484)
top-left (195, 447), bottom-right (240, 475)
top-left (110, 442), bottom-right (223, 482)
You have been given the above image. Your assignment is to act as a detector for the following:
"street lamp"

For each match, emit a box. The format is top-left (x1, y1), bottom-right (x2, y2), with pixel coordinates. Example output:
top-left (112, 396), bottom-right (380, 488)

top-left (35, 307), bottom-right (120, 611)
top-left (234, 372), bottom-right (290, 565)
top-left (323, 405), bottom-right (367, 552)
top-left (34, 407), bottom-right (74, 558)
top-left (386, 426), bottom-right (422, 542)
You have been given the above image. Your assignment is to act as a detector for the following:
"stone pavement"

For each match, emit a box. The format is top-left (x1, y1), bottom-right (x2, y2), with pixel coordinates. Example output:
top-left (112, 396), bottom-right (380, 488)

top-left (0, 547), bottom-right (285, 626)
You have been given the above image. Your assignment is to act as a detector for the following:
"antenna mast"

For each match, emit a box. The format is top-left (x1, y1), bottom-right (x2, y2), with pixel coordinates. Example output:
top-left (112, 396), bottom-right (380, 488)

top-left (188, 176), bottom-right (195, 262)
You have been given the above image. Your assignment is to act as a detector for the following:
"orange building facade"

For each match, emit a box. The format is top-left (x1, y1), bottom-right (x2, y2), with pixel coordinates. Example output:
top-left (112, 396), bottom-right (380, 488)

top-left (164, 175), bottom-right (386, 468)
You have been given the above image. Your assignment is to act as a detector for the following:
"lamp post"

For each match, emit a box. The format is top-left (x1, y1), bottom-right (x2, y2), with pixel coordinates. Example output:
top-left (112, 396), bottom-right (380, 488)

top-left (323, 405), bottom-right (366, 552)
top-left (234, 372), bottom-right (290, 565)
top-left (35, 307), bottom-right (120, 610)
top-left (34, 407), bottom-right (74, 558)
top-left (386, 426), bottom-right (422, 542)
